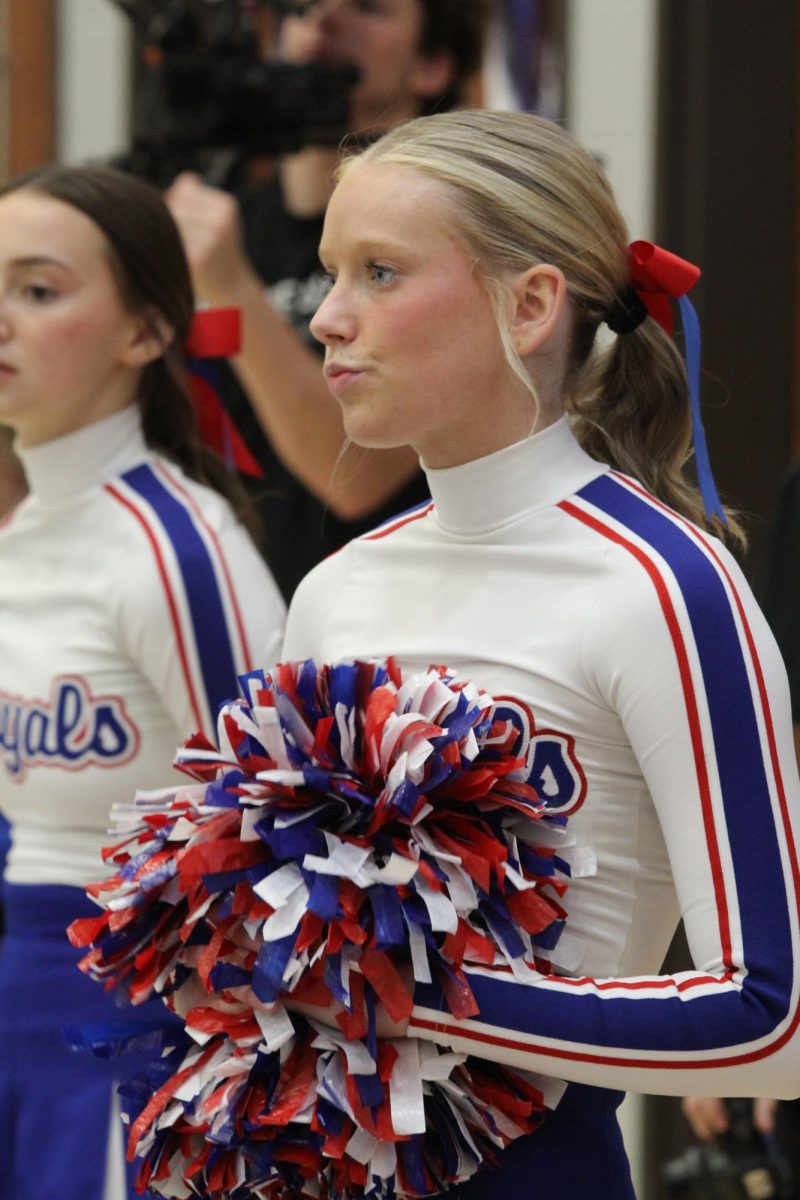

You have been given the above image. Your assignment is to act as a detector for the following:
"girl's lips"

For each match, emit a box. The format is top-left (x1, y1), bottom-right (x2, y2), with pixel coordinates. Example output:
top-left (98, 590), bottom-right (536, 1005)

top-left (324, 366), bottom-right (365, 397)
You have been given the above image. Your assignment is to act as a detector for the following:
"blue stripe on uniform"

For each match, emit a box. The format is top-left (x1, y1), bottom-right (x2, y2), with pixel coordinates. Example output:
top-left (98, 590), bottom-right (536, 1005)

top-left (580, 476), bottom-right (793, 1032)
top-left (417, 475), bottom-right (794, 1059)
top-left (363, 499), bottom-right (432, 536)
top-left (122, 464), bottom-right (238, 726)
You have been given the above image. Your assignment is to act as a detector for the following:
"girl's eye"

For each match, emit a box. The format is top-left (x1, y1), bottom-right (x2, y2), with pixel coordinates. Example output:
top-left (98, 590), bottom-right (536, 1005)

top-left (320, 272), bottom-right (336, 295)
top-left (369, 263), bottom-right (395, 286)
top-left (22, 283), bottom-right (57, 303)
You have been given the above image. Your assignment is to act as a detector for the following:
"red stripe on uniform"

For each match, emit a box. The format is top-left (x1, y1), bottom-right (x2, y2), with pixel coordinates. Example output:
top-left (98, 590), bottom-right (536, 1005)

top-left (543, 970), bottom-right (734, 993)
top-left (364, 503), bottom-right (434, 541)
top-left (408, 1011), bottom-right (795, 1071)
top-left (105, 482), bottom-right (204, 731)
top-left (464, 962), bottom-right (733, 992)
top-left (609, 472), bottom-right (800, 944)
top-left (559, 497), bottom-right (734, 973)
top-left (408, 489), bottom-right (800, 1074)
top-left (154, 462), bottom-right (253, 668)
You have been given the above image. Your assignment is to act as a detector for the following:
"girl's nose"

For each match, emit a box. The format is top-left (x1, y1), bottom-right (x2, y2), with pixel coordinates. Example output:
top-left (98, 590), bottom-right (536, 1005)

top-left (310, 284), bottom-right (356, 346)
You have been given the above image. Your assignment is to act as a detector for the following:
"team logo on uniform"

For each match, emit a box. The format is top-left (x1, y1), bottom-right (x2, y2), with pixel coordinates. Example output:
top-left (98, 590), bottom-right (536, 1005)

top-left (489, 696), bottom-right (587, 816)
top-left (0, 676), bottom-right (140, 782)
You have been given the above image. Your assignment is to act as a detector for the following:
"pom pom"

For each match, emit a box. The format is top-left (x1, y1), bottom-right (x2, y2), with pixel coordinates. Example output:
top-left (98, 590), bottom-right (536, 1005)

top-left (70, 660), bottom-right (593, 1199)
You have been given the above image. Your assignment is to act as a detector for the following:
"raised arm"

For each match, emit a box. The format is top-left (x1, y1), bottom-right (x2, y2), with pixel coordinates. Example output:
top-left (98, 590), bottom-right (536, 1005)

top-left (166, 173), bottom-right (420, 520)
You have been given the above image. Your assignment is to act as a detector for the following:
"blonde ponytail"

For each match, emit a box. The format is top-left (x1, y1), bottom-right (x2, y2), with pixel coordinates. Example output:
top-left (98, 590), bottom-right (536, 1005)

top-left (568, 316), bottom-right (746, 547)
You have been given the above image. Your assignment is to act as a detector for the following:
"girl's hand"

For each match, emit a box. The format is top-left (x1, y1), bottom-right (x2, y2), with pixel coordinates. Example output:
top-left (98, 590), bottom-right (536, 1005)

top-left (165, 173), bottom-right (256, 304)
top-left (681, 1095), bottom-right (778, 1140)
top-left (681, 1095), bottom-right (729, 1140)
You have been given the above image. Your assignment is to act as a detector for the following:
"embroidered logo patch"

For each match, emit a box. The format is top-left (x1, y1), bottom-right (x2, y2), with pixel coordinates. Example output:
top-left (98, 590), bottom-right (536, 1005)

top-left (0, 676), bottom-right (141, 782)
top-left (490, 696), bottom-right (587, 816)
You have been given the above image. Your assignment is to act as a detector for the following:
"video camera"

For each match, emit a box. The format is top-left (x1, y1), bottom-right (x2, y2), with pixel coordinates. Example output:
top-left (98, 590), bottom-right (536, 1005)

top-left (110, 0), bottom-right (360, 186)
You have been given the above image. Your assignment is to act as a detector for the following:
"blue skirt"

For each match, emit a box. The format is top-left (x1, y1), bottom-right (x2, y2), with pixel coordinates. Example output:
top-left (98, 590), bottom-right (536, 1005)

top-left (0, 882), bottom-right (173, 1200)
top-left (448, 1080), bottom-right (635, 1198)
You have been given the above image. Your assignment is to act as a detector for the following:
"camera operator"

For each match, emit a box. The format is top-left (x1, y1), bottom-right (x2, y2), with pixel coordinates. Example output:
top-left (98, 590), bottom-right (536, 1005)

top-left (166, 0), bottom-right (491, 599)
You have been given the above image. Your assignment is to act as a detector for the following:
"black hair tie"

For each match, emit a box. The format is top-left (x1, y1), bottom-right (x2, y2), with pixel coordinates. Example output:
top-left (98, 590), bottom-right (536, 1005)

top-left (604, 285), bottom-right (648, 336)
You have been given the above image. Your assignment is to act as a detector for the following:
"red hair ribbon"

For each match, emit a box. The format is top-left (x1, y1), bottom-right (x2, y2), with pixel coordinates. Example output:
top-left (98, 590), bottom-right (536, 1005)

top-left (628, 241), bottom-right (725, 525)
top-left (185, 307), bottom-right (264, 479)
top-left (628, 240), bottom-right (701, 335)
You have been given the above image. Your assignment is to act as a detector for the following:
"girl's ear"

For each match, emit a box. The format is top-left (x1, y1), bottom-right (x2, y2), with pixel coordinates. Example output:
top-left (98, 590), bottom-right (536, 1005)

top-left (120, 309), bottom-right (175, 369)
top-left (509, 264), bottom-right (568, 358)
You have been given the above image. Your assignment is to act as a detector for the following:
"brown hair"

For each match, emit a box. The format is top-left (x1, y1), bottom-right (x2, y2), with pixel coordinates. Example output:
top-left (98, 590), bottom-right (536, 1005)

top-left (1, 163), bottom-right (257, 533)
top-left (417, 0), bottom-right (492, 115)
top-left (350, 110), bottom-right (743, 544)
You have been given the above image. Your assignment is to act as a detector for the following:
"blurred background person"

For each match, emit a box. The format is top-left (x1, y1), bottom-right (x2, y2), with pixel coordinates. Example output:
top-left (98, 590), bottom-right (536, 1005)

top-left (0, 163), bottom-right (285, 1200)
top-left (166, 0), bottom-right (492, 599)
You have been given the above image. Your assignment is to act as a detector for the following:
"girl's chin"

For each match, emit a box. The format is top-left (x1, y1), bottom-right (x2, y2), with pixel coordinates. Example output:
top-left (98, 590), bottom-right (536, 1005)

top-left (341, 419), bottom-right (412, 453)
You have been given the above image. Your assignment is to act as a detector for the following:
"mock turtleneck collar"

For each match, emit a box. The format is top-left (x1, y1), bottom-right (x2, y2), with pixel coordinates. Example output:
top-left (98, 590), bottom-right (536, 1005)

top-left (423, 416), bottom-right (609, 536)
top-left (15, 407), bottom-right (149, 507)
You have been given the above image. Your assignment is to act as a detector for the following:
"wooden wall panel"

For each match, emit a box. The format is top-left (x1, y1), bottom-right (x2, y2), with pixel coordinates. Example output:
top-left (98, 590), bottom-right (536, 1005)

top-left (0, 2), bottom-right (8, 181)
top-left (5, 0), bottom-right (55, 181)
top-left (0, 1), bottom-right (54, 511)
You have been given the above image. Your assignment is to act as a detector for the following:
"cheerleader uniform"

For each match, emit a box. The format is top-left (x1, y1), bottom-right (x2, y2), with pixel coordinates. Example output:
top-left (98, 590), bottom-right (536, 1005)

top-left (283, 416), bottom-right (800, 1197)
top-left (0, 406), bottom-right (285, 1200)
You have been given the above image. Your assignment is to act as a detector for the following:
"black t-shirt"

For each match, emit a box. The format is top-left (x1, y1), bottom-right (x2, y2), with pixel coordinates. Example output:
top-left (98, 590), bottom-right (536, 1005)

top-left (219, 173), bottom-right (430, 602)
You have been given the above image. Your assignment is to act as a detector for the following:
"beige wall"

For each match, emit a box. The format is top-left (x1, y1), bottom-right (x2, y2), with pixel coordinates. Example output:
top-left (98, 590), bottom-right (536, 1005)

top-left (567, 0), bottom-right (658, 240)
top-left (55, 0), bottom-right (130, 164)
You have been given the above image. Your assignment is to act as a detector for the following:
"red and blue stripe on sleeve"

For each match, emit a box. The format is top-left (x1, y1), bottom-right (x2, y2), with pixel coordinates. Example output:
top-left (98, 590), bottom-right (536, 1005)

top-left (106, 462), bottom-right (252, 736)
top-left (410, 472), bottom-right (800, 1095)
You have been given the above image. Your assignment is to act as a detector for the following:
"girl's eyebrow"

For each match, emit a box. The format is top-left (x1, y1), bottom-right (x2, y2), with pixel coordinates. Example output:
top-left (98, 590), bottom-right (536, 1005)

top-left (318, 237), bottom-right (418, 268)
top-left (7, 255), bottom-right (72, 270)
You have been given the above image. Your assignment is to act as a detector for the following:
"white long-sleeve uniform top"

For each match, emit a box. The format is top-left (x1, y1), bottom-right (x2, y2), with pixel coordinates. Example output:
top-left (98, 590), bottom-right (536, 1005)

top-left (0, 406), bottom-right (285, 886)
top-left (283, 417), bottom-right (800, 1099)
